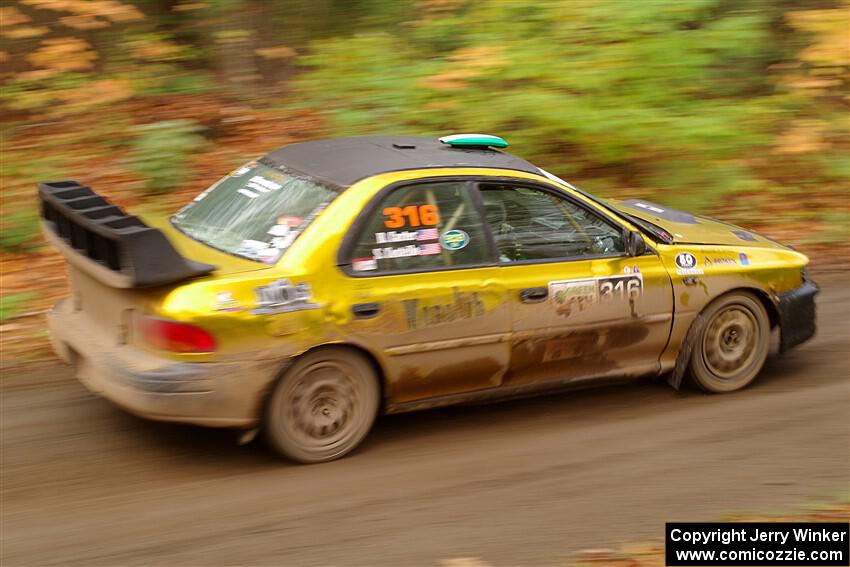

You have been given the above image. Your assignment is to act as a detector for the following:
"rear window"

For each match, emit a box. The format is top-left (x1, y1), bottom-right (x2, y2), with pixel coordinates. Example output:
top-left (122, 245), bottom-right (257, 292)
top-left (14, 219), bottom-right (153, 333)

top-left (172, 161), bottom-right (336, 263)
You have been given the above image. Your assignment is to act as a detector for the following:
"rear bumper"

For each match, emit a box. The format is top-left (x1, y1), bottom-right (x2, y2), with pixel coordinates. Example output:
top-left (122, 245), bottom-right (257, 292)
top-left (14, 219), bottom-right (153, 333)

top-left (777, 280), bottom-right (818, 354)
top-left (48, 299), bottom-right (280, 428)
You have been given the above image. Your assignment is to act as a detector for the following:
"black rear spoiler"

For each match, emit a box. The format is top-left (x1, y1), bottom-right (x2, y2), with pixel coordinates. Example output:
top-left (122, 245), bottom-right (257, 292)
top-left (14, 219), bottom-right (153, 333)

top-left (39, 181), bottom-right (216, 288)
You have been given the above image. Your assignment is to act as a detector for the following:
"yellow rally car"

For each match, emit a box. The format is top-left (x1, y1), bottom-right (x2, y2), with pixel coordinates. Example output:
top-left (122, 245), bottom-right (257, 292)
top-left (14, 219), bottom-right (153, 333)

top-left (41, 134), bottom-right (818, 463)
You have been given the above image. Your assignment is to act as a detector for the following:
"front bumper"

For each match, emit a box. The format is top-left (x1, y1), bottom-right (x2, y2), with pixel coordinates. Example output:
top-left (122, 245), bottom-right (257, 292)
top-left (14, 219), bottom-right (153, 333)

top-left (47, 299), bottom-right (280, 428)
top-left (777, 280), bottom-right (819, 354)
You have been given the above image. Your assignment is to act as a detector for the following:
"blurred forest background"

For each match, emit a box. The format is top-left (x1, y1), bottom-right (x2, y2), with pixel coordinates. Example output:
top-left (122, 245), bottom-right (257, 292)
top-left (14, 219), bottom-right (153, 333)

top-left (1, 0), bottom-right (848, 366)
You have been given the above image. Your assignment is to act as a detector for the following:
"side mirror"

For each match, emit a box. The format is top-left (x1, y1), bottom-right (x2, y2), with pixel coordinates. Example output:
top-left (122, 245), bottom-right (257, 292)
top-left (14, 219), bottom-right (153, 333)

top-left (625, 230), bottom-right (647, 257)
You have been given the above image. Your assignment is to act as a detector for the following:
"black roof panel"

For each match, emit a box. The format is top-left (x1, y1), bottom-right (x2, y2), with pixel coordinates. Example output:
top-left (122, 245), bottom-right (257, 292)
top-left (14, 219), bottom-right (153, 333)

top-left (263, 136), bottom-right (540, 188)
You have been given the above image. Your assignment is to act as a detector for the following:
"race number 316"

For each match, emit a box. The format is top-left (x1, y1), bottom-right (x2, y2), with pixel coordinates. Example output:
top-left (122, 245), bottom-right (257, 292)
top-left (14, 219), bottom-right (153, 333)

top-left (383, 205), bottom-right (440, 228)
top-left (600, 275), bottom-right (643, 301)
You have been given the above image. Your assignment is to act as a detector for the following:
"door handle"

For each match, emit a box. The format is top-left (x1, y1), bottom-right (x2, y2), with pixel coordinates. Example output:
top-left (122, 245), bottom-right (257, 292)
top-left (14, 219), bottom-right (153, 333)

top-left (352, 303), bottom-right (381, 319)
top-left (519, 287), bottom-right (548, 303)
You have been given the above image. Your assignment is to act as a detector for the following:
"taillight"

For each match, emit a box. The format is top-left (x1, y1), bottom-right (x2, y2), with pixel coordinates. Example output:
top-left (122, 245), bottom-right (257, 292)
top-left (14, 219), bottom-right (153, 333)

top-left (132, 314), bottom-right (217, 353)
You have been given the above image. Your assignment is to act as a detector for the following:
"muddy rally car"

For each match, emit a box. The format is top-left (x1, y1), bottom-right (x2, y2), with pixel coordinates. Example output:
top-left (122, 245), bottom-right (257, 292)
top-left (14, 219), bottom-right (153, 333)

top-left (41, 134), bottom-right (818, 463)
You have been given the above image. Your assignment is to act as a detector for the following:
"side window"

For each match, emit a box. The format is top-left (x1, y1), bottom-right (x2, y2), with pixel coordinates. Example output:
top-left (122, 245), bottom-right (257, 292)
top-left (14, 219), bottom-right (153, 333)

top-left (479, 183), bottom-right (625, 262)
top-left (347, 181), bottom-right (491, 274)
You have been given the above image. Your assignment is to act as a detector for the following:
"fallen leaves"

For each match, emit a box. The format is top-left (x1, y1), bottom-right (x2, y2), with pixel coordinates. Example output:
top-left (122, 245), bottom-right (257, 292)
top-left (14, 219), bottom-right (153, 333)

top-left (172, 2), bottom-right (209, 12)
top-left (774, 120), bottom-right (831, 155)
top-left (131, 39), bottom-right (183, 60)
top-left (0, 97), bottom-right (325, 370)
top-left (59, 14), bottom-right (111, 30)
top-left (255, 46), bottom-right (296, 60)
top-left (786, 4), bottom-right (850, 68)
top-left (1, 25), bottom-right (49, 39)
top-left (0, 6), bottom-right (32, 26)
top-left (418, 45), bottom-right (505, 90)
top-left (20, 0), bottom-right (144, 23)
top-left (26, 37), bottom-right (98, 74)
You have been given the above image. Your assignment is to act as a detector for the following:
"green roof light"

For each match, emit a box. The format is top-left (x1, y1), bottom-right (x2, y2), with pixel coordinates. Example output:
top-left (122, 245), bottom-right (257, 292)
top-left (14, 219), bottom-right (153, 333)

top-left (439, 133), bottom-right (509, 149)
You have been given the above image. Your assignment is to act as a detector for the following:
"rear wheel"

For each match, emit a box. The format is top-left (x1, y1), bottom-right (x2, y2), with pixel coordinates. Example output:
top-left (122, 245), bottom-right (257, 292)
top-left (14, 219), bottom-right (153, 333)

top-left (689, 292), bottom-right (770, 393)
top-left (265, 348), bottom-right (379, 463)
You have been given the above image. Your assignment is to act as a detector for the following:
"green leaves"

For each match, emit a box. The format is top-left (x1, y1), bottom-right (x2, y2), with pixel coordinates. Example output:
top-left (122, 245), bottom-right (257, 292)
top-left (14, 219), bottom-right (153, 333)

top-left (0, 292), bottom-right (37, 322)
top-left (126, 120), bottom-right (207, 194)
top-left (293, 0), bottom-right (847, 215)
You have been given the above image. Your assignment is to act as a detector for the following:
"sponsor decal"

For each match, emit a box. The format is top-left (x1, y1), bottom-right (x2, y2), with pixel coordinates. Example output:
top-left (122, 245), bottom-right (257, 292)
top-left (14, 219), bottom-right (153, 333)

top-left (675, 252), bottom-right (703, 275)
top-left (633, 201), bottom-right (665, 214)
top-left (732, 229), bottom-right (757, 242)
top-left (252, 279), bottom-right (319, 315)
top-left (622, 199), bottom-right (699, 224)
top-left (191, 187), bottom-right (212, 203)
top-left (416, 228), bottom-right (439, 241)
top-left (372, 245), bottom-right (420, 259)
top-left (418, 242), bottom-right (442, 256)
top-left (739, 252), bottom-right (750, 266)
top-left (403, 288), bottom-right (485, 330)
top-left (551, 280), bottom-right (599, 317)
top-left (268, 224), bottom-right (290, 237)
top-left (258, 247), bottom-right (281, 263)
top-left (245, 175), bottom-right (281, 193)
top-left (236, 238), bottom-right (288, 263)
top-left (370, 241), bottom-right (444, 260)
top-left (231, 164), bottom-right (253, 177)
top-left (213, 291), bottom-right (242, 312)
top-left (369, 228), bottom-right (465, 261)
top-left (375, 230), bottom-right (417, 244)
top-left (549, 274), bottom-right (644, 316)
top-left (352, 257), bottom-right (377, 272)
top-left (704, 256), bottom-right (737, 267)
top-left (374, 229), bottom-right (440, 244)
top-left (277, 214), bottom-right (305, 228)
top-left (271, 234), bottom-right (297, 249)
top-left (237, 239), bottom-right (273, 258)
top-left (236, 175), bottom-right (282, 199)
top-left (440, 229), bottom-right (469, 251)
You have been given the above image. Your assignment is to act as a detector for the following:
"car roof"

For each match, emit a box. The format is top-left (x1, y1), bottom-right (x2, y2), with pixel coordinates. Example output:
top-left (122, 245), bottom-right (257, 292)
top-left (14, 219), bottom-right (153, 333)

top-left (263, 136), bottom-right (541, 188)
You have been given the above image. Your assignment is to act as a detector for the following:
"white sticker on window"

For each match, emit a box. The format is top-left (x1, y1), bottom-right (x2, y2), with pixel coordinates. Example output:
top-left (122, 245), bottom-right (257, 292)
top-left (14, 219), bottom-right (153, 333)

top-left (268, 224), bottom-right (290, 237)
top-left (250, 176), bottom-right (282, 190)
top-left (352, 258), bottom-right (378, 272)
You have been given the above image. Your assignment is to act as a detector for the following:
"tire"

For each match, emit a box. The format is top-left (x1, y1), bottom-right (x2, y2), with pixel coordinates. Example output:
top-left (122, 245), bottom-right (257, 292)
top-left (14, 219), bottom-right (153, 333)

top-left (264, 347), bottom-right (379, 463)
top-left (688, 291), bottom-right (770, 393)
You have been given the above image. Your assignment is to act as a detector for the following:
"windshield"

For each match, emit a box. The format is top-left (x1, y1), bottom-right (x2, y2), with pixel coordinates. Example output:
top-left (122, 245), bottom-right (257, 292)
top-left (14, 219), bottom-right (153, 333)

top-left (172, 161), bottom-right (337, 263)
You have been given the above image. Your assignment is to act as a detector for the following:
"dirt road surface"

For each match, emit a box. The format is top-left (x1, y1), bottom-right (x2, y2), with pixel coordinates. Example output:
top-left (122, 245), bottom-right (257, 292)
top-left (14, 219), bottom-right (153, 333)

top-left (2, 272), bottom-right (848, 566)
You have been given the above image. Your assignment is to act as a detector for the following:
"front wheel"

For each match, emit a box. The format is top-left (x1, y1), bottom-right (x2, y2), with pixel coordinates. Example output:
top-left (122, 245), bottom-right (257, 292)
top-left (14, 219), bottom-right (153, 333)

top-left (689, 292), bottom-right (770, 393)
top-left (264, 348), bottom-right (379, 463)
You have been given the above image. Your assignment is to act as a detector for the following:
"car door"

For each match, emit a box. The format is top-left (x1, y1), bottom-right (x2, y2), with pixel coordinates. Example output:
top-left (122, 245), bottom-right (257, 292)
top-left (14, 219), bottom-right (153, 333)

top-left (338, 179), bottom-right (510, 405)
top-left (477, 180), bottom-right (674, 386)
